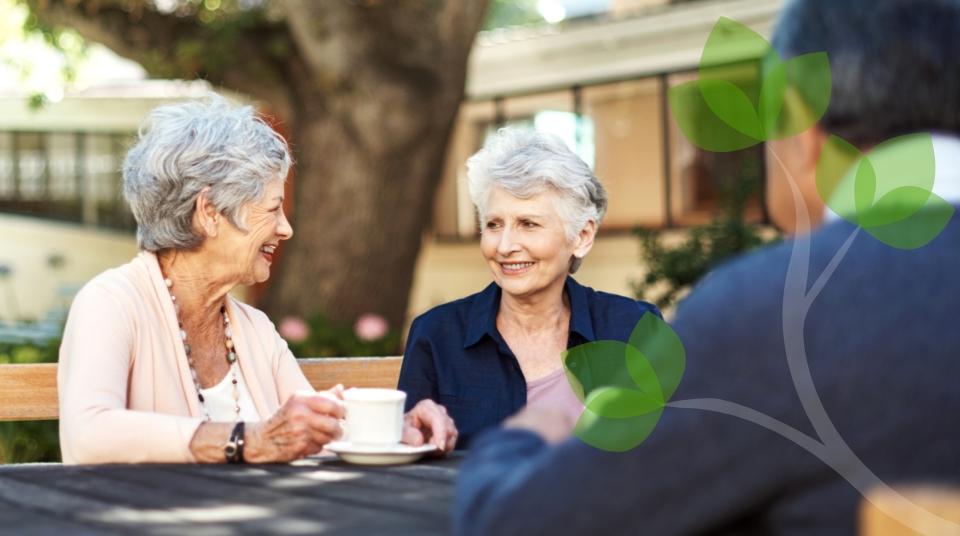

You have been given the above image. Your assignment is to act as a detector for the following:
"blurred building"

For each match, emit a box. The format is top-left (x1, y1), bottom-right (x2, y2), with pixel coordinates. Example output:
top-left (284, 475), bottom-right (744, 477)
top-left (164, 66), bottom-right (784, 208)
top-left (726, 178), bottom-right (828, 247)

top-left (410, 0), bottom-right (780, 317)
top-left (0, 81), bottom-right (222, 327)
top-left (0, 0), bottom-right (781, 328)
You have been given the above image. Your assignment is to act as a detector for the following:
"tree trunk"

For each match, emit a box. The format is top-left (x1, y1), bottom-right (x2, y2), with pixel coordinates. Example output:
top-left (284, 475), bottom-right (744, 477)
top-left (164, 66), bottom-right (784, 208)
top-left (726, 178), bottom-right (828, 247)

top-left (28, 0), bottom-right (490, 330)
top-left (261, 85), bottom-right (463, 328)
top-left (258, 1), bottom-right (489, 329)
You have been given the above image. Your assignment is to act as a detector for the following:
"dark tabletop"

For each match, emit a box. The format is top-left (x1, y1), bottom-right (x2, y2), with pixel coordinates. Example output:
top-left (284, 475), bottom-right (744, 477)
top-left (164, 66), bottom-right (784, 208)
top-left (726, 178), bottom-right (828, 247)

top-left (0, 453), bottom-right (462, 535)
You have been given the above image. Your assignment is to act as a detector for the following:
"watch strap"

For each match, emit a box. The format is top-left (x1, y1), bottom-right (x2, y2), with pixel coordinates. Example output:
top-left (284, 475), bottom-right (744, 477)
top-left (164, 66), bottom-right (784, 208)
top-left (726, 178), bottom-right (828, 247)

top-left (225, 421), bottom-right (246, 464)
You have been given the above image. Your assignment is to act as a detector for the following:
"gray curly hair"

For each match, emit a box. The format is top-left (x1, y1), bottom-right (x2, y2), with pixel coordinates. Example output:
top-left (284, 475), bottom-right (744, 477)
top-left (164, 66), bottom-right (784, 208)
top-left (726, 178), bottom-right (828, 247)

top-left (122, 94), bottom-right (292, 252)
top-left (466, 127), bottom-right (607, 273)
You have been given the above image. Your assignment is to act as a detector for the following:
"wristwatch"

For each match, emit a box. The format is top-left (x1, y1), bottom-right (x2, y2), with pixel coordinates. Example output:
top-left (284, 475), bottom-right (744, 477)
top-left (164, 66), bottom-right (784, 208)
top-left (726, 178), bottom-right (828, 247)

top-left (225, 421), bottom-right (246, 464)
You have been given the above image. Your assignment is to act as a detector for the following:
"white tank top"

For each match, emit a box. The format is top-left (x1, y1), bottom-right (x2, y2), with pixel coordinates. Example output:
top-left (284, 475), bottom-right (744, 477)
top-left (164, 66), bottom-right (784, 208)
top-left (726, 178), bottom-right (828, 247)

top-left (198, 363), bottom-right (261, 422)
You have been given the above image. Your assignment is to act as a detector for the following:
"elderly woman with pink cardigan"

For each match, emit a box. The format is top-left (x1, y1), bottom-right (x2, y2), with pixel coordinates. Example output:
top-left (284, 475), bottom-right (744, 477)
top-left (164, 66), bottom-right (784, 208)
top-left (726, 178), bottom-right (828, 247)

top-left (58, 96), bottom-right (456, 464)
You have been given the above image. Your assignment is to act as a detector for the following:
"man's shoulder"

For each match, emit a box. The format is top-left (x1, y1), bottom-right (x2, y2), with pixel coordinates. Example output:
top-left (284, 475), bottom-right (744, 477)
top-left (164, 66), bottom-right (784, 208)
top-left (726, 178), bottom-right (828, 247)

top-left (673, 231), bottom-right (809, 326)
top-left (675, 215), bottom-right (957, 324)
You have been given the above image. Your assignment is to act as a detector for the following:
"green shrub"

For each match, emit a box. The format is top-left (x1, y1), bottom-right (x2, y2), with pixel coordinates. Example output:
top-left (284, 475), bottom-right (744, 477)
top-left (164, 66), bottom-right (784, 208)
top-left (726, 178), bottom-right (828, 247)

top-left (280, 313), bottom-right (402, 358)
top-left (633, 155), bottom-right (780, 310)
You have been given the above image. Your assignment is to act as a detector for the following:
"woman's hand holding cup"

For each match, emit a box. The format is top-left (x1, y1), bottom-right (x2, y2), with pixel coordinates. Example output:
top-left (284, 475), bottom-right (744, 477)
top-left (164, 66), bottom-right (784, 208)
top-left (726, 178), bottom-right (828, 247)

top-left (244, 386), bottom-right (345, 463)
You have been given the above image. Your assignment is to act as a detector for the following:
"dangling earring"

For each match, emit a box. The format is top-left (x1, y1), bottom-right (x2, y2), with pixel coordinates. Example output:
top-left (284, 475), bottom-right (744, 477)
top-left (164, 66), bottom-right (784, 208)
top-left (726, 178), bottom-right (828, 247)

top-left (570, 254), bottom-right (584, 274)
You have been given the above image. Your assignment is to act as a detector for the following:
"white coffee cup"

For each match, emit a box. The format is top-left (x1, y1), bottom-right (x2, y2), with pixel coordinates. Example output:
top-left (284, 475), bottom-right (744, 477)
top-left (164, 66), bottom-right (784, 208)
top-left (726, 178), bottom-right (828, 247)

top-left (342, 388), bottom-right (406, 447)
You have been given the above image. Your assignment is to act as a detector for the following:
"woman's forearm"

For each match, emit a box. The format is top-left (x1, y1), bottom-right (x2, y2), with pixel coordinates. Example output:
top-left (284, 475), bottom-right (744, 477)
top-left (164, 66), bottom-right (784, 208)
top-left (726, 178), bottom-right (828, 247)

top-left (188, 422), bottom-right (234, 463)
top-left (60, 407), bottom-right (203, 464)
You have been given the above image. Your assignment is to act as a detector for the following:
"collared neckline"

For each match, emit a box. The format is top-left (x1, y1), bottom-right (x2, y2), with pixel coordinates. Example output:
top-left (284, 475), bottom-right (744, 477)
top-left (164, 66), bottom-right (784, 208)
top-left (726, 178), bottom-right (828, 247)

top-left (462, 276), bottom-right (596, 350)
top-left (824, 132), bottom-right (960, 223)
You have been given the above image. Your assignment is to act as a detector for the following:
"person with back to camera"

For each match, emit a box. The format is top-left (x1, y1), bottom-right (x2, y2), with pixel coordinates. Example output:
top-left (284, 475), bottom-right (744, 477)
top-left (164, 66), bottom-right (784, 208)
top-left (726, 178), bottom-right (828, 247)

top-left (452, 0), bottom-right (960, 533)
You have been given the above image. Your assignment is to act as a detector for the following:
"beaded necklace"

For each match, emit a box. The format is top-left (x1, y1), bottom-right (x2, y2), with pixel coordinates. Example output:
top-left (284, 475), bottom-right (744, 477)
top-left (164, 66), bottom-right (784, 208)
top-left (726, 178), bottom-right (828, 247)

top-left (163, 275), bottom-right (241, 422)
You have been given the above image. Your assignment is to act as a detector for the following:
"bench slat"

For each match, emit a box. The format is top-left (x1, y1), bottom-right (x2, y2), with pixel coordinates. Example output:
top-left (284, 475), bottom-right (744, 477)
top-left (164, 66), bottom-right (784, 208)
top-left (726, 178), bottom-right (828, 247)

top-left (0, 364), bottom-right (58, 421)
top-left (0, 357), bottom-right (402, 422)
top-left (299, 357), bottom-right (402, 391)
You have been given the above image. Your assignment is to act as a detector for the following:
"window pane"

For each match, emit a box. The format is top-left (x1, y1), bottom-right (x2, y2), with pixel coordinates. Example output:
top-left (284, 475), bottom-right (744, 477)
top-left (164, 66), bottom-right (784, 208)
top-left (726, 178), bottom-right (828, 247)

top-left (47, 133), bottom-right (79, 200)
top-left (666, 69), bottom-right (766, 226)
top-left (500, 90), bottom-right (594, 167)
top-left (0, 133), bottom-right (12, 197)
top-left (84, 134), bottom-right (118, 205)
top-left (96, 134), bottom-right (136, 231)
top-left (17, 133), bottom-right (47, 200)
top-left (583, 78), bottom-right (666, 228)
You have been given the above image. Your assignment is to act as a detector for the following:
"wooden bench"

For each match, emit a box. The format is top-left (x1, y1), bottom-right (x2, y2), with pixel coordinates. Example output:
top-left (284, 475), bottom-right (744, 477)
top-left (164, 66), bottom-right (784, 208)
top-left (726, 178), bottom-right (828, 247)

top-left (0, 357), bottom-right (403, 421)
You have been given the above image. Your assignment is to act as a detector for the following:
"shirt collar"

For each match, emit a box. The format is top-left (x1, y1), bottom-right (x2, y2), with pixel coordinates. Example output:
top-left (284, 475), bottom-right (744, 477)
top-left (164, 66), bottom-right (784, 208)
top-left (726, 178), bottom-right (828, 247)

top-left (462, 276), bottom-right (596, 349)
top-left (463, 281), bottom-right (501, 349)
top-left (824, 132), bottom-right (960, 223)
top-left (565, 276), bottom-right (596, 342)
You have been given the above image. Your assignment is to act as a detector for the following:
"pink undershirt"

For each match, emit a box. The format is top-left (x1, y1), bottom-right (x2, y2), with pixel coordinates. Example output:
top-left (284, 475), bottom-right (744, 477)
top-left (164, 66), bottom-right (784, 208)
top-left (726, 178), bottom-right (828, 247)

top-left (525, 367), bottom-right (585, 423)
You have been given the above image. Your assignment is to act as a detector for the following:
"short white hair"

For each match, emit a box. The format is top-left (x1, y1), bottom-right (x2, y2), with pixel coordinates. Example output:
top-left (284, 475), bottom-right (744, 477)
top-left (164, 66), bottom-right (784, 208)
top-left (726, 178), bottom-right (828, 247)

top-left (122, 94), bottom-right (292, 252)
top-left (466, 127), bottom-right (607, 272)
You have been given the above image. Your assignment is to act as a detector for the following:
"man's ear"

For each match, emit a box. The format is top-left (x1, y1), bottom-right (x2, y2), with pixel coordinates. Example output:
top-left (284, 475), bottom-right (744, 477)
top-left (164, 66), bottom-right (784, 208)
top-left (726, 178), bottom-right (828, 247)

top-left (193, 187), bottom-right (219, 238)
top-left (798, 125), bottom-right (829, 179)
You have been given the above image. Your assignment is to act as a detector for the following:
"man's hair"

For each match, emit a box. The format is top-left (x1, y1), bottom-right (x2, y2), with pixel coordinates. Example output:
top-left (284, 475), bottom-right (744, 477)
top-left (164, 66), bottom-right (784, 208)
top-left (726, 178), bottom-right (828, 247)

top-left (773, 0), bottom-right (960, 146)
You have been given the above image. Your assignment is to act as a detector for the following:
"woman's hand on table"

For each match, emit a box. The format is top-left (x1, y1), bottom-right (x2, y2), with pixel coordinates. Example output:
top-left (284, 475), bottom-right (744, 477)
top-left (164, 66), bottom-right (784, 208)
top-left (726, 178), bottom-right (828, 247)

top-left (402, 399), bottom-right (458, 454)
top-left (244, 386), bottom-right (345, 463)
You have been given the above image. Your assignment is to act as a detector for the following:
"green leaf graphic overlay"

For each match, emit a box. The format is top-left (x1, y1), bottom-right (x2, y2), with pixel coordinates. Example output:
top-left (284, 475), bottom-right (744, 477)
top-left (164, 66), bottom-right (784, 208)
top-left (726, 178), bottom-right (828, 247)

top-left (669, 17), bottom-right (831, 152)
top-left (815, 133), bottom-right (954, 249)
top-left (563, 314), bottom-right (685, 452)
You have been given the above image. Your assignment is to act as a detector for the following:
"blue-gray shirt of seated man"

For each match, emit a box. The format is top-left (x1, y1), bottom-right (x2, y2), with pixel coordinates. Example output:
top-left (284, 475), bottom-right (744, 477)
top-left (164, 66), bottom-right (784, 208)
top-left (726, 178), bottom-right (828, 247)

top-left (397, 276), bottom-right (661, 449)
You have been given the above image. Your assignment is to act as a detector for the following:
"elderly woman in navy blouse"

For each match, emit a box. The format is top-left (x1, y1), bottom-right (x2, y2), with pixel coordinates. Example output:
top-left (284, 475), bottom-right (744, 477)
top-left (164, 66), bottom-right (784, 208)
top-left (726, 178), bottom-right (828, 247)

top-left (398, 128), bottom-right (661, 448)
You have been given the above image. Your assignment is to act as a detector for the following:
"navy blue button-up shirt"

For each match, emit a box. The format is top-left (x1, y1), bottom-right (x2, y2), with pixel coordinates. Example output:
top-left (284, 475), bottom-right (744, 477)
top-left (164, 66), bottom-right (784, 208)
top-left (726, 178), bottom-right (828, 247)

top-left (397, 276), bottom-right (661, 449)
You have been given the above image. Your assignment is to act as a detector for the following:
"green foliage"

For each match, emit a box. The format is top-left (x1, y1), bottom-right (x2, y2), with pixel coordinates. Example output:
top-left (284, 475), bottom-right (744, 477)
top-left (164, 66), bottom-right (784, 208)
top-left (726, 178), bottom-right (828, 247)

top-left (0, 338), bottom-right (59, 365)
top-left (2, 0), bottom-right (88, 109)
top-left (285, 314), bottom-right (402, 358)
top-left (13, 0), bottom-right (287, 91)
top-left (0, 338), bottom-right (61, 464)
top-left (484, 0), bottom-right (543, 30)
top-left (633, 157), bottom-right (778, 310)
top-left (0, 420), bottom-right (59, 464)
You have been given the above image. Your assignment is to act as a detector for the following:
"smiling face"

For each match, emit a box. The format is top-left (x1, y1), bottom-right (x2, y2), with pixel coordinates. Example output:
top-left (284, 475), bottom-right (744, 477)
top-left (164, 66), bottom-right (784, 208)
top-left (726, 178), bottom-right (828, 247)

top-left (480, 186), bottom-right (595, 301)
top-left (209, 178), bottom-right (293, 286)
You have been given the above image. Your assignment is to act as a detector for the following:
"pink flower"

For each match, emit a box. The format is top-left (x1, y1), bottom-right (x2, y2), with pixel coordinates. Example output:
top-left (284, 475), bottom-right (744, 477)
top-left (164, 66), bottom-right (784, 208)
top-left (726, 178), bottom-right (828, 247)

top-left (354, 313), bottom-right (389, 342)
top-left (279, 316), bottom-right (310, 343)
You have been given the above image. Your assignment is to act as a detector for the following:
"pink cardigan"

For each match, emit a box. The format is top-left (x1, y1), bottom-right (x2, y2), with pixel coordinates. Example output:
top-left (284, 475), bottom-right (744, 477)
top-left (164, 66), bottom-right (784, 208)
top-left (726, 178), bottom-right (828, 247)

top-left (58, 251), bottom-right (312, 464)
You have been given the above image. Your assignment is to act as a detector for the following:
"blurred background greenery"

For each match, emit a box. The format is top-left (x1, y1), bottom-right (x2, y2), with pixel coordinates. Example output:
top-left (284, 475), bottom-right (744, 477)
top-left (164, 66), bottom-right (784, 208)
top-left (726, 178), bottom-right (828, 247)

top-left (0, 339), bottom-right (61, 463)
top-left (633, 149), bottom-right (779, 310)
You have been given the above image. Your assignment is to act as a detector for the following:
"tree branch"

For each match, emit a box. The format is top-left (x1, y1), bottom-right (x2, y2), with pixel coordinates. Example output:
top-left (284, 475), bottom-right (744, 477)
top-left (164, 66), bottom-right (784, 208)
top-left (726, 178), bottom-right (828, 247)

top-left (26, 0), bottom-right (294, 113)
top-left (281, 0), bottom-right (488, 91)
top-left (26, 0), bottom-right (205, 73)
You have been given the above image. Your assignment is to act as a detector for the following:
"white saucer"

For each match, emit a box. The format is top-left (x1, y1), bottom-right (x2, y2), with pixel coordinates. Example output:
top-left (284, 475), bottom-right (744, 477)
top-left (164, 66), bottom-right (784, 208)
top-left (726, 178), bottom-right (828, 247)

top-left (325, 441), bottom-right (438, 466)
